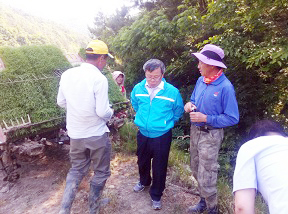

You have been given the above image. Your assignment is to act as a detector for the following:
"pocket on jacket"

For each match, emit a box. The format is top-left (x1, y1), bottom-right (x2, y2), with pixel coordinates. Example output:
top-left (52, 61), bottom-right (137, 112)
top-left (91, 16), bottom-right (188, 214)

top-left (134, 112), bottom-right (146, 128)
top-left (149, 118), bottom-right (167, 130)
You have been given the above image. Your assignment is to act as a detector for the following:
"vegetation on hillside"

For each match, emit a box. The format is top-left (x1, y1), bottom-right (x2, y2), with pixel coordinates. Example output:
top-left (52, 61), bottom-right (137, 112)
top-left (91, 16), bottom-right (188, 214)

top-left (0, 0), bottom-right (280, 211)
top-left (90, 0), bottom-right (288, 175)
top-left (0, 45), bottom-right (124, 142)
top-left (89, 2), bottom-right (287, 210)
top-left (0, 46), bottom-right (70, 125)
top-left (0, 46), bottom-right (69, 141)
top-left (0, 2), bottom-right (89, 53)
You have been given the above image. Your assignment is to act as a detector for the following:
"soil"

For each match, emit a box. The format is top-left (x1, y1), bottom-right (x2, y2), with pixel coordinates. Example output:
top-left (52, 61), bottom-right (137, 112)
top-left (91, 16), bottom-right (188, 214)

top-left (0, 143), bottom-right (199, 214)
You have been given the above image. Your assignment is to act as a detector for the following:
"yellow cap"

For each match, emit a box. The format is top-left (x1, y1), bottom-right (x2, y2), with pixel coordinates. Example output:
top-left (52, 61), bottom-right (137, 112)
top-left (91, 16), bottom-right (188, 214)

top-left (86, 40), bottom-right (114, 58)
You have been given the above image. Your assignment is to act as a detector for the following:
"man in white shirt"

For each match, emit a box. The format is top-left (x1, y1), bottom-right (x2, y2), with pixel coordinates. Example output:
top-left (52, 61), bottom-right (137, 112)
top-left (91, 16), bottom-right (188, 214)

top-left (233, 120), bottom-right (288, 214)
top-left (57, 40), bottom-right (114, 214)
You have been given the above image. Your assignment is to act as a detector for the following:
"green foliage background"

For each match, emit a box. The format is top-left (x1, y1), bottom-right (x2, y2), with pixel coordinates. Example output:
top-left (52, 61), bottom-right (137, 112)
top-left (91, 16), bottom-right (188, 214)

top-left (0, 46), bottom-right (124, 142)
top-left (91, 0), bottom-right (288, 175)
top-left (1, 0), bottom-right (287, 179)
top-left (0, 45), bottom-right (71, 125)
top-left (0, 45), bottom-right (71, 141)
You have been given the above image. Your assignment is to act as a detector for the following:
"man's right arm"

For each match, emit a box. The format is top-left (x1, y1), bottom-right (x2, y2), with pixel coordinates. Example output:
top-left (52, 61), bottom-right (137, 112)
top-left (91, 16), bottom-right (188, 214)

top-left (130, 86), bottom-right (138, 112)
top-left (57, 83), bottom-right (66, 109)
top-left (234, 189), bottom-right (256, 214)
top-left (95, 78), bottom-right (113, 121)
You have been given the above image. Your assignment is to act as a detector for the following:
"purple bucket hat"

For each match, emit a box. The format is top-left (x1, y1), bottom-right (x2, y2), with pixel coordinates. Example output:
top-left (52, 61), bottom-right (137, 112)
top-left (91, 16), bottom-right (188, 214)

top-left (191, 44), bottom-right (227, 69)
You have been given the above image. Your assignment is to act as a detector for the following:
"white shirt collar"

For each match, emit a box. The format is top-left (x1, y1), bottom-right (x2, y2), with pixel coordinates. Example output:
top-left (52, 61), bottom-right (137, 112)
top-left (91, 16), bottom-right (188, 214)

top-left (145, 80), bottom-right (164, 90)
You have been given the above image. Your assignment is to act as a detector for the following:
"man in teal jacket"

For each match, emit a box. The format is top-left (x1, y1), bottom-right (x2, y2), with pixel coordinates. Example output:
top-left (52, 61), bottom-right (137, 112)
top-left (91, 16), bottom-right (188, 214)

top-left (131, 59), bottom-right (184, 210)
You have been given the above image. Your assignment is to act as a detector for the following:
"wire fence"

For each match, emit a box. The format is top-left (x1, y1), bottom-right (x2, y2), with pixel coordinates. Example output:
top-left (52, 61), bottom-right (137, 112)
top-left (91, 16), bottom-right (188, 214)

top-left (0, 70), bottom-right (62, 85)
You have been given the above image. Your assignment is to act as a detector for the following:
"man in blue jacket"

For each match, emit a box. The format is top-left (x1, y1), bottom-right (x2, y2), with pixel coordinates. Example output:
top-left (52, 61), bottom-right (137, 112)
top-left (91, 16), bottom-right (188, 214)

top-left (184, 44), bottom-right (239, 214)
top-left (131, 59), bottom-right (184, 210)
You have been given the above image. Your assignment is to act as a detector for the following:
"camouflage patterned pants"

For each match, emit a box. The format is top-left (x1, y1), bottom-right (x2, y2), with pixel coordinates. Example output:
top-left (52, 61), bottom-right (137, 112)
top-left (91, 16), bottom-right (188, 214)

top-left (190, 125), bottom-right (224, 209)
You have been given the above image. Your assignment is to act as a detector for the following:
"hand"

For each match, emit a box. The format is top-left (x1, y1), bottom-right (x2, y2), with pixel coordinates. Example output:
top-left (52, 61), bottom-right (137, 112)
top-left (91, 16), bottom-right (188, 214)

top-left (184, 102), bottom-right (197, 113)
top-left (189, 112), bottom-right (207, 123)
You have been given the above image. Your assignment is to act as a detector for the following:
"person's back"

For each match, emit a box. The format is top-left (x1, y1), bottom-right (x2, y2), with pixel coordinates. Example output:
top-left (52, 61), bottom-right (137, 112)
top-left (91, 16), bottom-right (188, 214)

top-left (59, 63), bottom-right (111, 138)
top-left (233, 120), bottom-right (288, 214)
top-left (57, 39), bottom-right (114, 214)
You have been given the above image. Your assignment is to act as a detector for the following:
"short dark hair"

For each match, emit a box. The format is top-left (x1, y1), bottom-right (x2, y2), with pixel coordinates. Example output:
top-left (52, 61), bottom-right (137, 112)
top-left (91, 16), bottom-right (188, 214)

top-left (86, 54), bottom-right (108, 60)
top-left (248, 119), bottom-right (287, 140)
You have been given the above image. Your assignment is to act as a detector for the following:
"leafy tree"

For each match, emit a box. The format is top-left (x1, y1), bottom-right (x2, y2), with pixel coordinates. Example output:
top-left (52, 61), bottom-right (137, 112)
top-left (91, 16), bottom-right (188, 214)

top-left (89, 6), bottom-right (135, 40)
top-left (91, 0), bottom-right (288, 175)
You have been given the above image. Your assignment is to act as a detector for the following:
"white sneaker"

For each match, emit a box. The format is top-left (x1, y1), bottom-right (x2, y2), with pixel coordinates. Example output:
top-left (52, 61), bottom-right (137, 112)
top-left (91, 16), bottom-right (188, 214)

top-left (152, 200), bottom-right (162, 210)
top-left (133, 182), bottom-right (145, 192)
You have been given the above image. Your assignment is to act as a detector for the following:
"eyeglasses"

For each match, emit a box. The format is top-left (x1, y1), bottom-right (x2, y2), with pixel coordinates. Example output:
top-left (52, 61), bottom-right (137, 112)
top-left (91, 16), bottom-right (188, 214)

top-left (145, 74), bottom-right (162, 80)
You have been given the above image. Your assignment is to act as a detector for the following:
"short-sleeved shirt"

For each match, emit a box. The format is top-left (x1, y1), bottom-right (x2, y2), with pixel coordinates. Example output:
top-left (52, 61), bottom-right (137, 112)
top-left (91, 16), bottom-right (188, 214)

top-left (233, 135), bottom-right (288, 214)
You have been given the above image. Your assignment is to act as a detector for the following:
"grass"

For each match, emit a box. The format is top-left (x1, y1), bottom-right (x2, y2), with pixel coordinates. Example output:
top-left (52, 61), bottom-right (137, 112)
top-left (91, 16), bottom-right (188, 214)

top-left (255, 193), bottom-right (269, 214)
top-left (168, 142), bottom-right (194, 189)
top-left (217, 177), bottom-right (269, 214)
top-left (115, 123), bottom-right (269, 213)
top-left (102, 189), bottom-right (120, 214)
top-left (117, 120), bottom-right (137, 154)
top-left (217, 177), bottom-right (235, 213)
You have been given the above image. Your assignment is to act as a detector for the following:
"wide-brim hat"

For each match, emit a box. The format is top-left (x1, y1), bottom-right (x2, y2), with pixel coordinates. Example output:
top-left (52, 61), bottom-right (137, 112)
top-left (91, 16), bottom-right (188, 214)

top-left (191, 44), bottom-right (227, 68)
top-left (86, 40), bottom-right (114, 58)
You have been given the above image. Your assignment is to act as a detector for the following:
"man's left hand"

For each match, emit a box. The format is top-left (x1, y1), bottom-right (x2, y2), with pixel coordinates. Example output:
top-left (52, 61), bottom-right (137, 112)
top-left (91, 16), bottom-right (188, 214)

top-left (189, 112), bottom-right (207, 123)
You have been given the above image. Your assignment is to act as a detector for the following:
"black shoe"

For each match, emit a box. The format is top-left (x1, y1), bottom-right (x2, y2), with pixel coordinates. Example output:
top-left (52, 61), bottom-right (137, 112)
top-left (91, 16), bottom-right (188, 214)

top-left (188, 197), bottom-right (207, 213)
top-left (207, 206), bottom-right (218, 214)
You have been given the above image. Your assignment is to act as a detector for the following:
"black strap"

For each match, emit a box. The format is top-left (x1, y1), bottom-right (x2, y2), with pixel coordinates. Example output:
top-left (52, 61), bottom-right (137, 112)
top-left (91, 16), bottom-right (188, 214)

top-left (201, 50), bottom-right (222, 62)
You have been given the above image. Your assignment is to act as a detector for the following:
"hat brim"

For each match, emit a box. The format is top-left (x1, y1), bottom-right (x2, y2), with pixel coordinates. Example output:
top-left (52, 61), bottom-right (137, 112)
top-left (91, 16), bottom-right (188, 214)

top-left (192, 53), bottom-right (227, 69)
top-left (108, 53), bottom-right (114, 59)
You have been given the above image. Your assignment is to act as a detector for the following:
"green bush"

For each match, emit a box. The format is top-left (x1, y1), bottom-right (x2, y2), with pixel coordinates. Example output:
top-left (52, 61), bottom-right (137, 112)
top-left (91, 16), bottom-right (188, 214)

top-left (104, 69), bottom-right (126, 106)
top-left (118, 121), bottom-right (137, 153)
top-left (0, 45), bottom-right (126, 143)
top-left (0, 45), bottom-right (70, 141)
top-left (0, 45), bottom-right (71, 75)
top-left (0, 46), bottom-right (70, 124)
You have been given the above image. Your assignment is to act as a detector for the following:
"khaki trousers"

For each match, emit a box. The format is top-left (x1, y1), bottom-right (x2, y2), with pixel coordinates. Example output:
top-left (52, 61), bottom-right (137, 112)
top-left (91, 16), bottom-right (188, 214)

top-left (59, 133), bottom-right (111, 214)
top-left (190, 125), bottom-right (224, 209)
top-left (69, 133), bottom-right (111, 185)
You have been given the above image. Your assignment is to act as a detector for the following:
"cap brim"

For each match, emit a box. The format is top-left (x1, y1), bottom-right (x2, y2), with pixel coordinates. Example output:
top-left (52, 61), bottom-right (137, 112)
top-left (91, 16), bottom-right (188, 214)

top-left (192, 53), bottom-right (227, 69)
top-left (108, 53), bottom-right (114, 59)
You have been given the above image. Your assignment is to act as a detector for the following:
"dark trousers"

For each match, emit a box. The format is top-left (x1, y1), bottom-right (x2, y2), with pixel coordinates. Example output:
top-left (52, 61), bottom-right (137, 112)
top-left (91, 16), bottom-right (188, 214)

top-left (136, 130), bottom-right (172, 201)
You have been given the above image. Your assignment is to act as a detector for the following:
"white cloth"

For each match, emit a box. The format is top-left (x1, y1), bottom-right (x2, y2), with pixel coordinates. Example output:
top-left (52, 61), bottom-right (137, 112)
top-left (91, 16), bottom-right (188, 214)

top-left (112, 71), bottom-right (125, 87)
top-left (57, 63), bottom-right (113, 139)
top-left (233, 135), bottom-right (288, 214)
top-left (145, 81), bottom-right (164, 101)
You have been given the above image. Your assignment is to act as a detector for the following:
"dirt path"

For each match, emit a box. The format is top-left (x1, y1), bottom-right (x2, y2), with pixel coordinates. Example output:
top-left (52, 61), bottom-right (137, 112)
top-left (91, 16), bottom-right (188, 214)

top-left (0, 145), bottom-right (198, 214)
